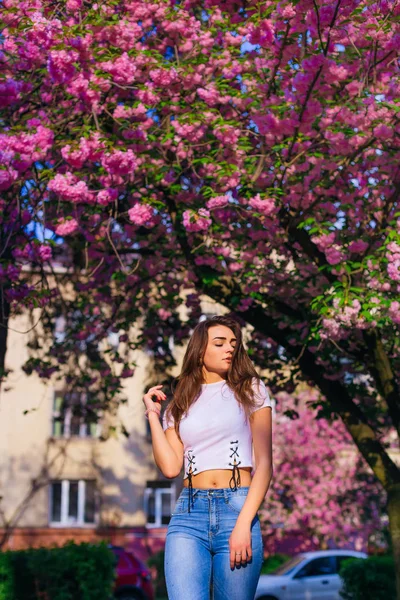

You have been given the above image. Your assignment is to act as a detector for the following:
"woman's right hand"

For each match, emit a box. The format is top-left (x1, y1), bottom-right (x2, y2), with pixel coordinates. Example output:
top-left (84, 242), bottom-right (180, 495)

top-left (142, 385), bottom-right (167, 412)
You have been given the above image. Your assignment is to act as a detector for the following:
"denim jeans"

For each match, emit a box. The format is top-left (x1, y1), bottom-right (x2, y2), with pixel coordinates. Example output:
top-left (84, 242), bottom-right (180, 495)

top-left (164, 486), bottom-right (263, 600)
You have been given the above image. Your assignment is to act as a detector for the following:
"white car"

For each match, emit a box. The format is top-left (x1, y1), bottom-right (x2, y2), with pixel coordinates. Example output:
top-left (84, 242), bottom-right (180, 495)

top-left (255, 549), bottom-right (367, 600)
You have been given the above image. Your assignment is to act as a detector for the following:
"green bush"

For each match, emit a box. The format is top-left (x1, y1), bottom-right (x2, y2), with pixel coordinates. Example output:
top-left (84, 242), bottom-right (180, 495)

top-left (261, 553), bottom-right (291, 575)
top-left (0, 541), bottom-right (116, 600)
top-left (339, 555), bottom-right (395, 600)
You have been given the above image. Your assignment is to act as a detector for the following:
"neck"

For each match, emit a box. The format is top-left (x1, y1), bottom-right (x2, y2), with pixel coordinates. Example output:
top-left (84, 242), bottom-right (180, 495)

top-left (201, 369), bottom-right (226, 384)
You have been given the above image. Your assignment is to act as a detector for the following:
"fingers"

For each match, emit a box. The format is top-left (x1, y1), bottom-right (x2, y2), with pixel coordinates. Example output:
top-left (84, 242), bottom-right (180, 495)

top-left (144, 385), bottom-right (167, 402)
top-left (230, 547), bottom-right (252, 570)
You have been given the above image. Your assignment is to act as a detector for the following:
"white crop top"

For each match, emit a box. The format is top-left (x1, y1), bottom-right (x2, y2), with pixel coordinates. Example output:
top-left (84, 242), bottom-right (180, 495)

top-left (162, 378), bottom-right (272, 483)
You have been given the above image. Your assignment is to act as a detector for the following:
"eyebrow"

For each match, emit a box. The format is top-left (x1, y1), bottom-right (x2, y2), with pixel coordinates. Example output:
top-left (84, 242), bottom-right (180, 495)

top-left (212, 336), bottom-right (237, 341)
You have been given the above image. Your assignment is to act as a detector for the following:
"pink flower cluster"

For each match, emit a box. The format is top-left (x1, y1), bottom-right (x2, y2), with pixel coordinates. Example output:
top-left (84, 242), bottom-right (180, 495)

top-left (38, 245), bottom-right (52, 261)
top-left (171, 120), bottom-right (206, 143)
top-left (61, 133), bottom-right (106, 168)
top-left (149, 68), bottom-right (179, 87)
top-left (386, 241), bottom-right (400, 282)
top-left (320, 298), bottom-right (373, 341)
top-left (348, 240), bottom-right (369, 253)
top-left (389, 301), bottom-right (400, 325)
top-left (47, 49), bottom-right (79, 83)
top-left (97, 188), bottom-right (118, 206)
top-left (55, 218), bottom-right (79, 236)
top-left (182, 208), bottom-right (212, 232)
top-left (311, 232), bottom-right (345, 265)
top-left (248, 194), bottom-right (276, 216)
top-left (214, 125), bottom-right (240, 147)
top-left (102, 52), bottom-right (138, 85)
top-left (197, 85), bottom-right (230, 107)
top-left (48, 173), bottom-right (92, 203)
top-left (260, 389), bottom-right (385, 550)
top-left (248, 19), bottom-right (274, 48)
top-left (101, 149), bottom-right (137, 176)
top-left (128, 203), bottom-right (155, 227)
top-left (0, 125), bottom-right (54, 189)
top-left (206, 196), bottom-right (228, 210)
top-left (0, 78), bottom-right (24, 108)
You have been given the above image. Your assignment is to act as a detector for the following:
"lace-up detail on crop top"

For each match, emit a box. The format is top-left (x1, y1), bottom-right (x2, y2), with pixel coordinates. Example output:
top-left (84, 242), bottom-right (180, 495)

top-left (162, 378), bottom-right (272, 503)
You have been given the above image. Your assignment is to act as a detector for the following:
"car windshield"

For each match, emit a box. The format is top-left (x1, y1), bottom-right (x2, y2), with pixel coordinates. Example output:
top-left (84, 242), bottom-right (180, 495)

top-left (271, 555), bottom-right (305, 575)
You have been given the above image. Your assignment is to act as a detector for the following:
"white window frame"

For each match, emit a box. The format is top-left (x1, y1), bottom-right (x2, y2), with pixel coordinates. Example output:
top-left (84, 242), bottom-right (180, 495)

top-left (52, 390), bottom-right (101, 439)
top-left (144, 482), bottom-right (177, 528)
top-left (49, 480), bottom-right (98, 528)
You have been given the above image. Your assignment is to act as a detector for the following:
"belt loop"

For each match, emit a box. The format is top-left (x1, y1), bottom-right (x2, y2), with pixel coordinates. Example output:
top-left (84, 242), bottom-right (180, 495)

top-left (223, 488), bottom-right (229, 504)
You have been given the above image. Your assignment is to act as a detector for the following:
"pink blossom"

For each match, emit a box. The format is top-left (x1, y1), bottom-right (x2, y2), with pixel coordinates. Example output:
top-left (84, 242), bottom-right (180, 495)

top-left (229, 261), bottom-right (242, 273)
top-left (97, 188), bottom-right (118, 206)
top-left (213, 246), bottom-right (231, 257)
top-left (373, 124), bottom-right (393, 139)
top-left (280, 4), bottom-right (296, 19)
top-left (48, 50), bottom-right (79, 83)
top-left (197, 86), bottom-right (223, 106)
top-left (149, 68), bottom-right (179, 87)
top-left (0, 78), bottom-right (23, 107)
top-left (101, 149), bottom-right (137, 176)
top-left (349, 240), bottom-right (369, 253)
top-left (0, 167), bottom-right (18, 190)
top-left (248, 194), bottom-right (276, 216)
top-left (206, 196), bottom-right (229, 210)
top-left (249, 19), bottom-right (274, 47)
top-left (326, 247), bottom-right (345, 265)
top-left (128, 203), bottom-right (155, 227)
top-left (48, 172), bottom-right (92, 203)
top-left (38, 245), bottom-right (52, 261)
top-left (194, 255), bottom-right (218, 267)
top-left (237, 297), bottom-right (253, 311)
top-left (158, 308), bottom-right (172, 320)
top-left (61, 144), bottom-right (89, 169)
top-left (55, 218), bottom-right (79, 236)
top-left (102, 52), bottom-right (138, 85)
top-left (182, 208), bottom-right (212, 232)
top-left (325, 63), bottom-right (349, 84)
top-left (345, 80), bottom-right (362, 97)
top-left (389, 301), bottom-right (400, 325)
top-left (388, 260), bottom-right (400, 281)
top-left (66, 0), bottom-right (82, 10)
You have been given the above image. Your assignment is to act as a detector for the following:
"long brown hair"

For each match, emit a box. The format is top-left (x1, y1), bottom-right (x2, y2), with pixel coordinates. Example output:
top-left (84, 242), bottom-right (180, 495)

top-left (164, 315), bottom-right (262, 442)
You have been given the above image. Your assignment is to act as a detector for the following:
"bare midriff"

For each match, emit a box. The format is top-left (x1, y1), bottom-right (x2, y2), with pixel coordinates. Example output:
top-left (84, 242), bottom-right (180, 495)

top-left (183, 467), bottom-right (252, 489)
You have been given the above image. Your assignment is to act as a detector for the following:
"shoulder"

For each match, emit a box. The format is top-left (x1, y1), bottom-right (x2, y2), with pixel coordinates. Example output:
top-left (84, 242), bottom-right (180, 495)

top-left (250, 377), bottom-right (272, 412)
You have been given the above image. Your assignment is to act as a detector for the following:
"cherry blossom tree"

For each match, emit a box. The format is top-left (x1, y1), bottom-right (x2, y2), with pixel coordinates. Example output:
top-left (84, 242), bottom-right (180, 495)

top-left (1, 0), bottom-right (400, 592)
top-left (261, 388), bottom-right (387, 553)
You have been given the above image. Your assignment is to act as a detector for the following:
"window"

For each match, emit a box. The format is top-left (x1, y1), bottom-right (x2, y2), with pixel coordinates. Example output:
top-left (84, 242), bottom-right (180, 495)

top-left (144, 481), bottom-right (177, 527)
top-left (295, 556), bottom-right (336, 578)
top-left (52, 390), bottom-right (100, 438)
top-left (54, 315), bottom-right (67, 343)
top-left (49, 480), bottom-right (97, 526)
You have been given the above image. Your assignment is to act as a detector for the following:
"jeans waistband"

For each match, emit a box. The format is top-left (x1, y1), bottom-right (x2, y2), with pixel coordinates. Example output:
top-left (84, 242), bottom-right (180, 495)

top-left (179, 486), bottom-right (250, 500)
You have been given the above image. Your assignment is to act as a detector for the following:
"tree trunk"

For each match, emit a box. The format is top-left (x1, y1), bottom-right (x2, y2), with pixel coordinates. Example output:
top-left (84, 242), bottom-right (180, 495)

top-left (387, 483), bottom-right (400, 600)
top-left (0, 282), bottom-right (10, 395)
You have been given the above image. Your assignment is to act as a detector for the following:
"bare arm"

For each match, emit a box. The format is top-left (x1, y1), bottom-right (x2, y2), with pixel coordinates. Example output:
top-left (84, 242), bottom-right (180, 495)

top-left (143, 385), bottom-right (183, 479)
top-left (148, 411), bottom-right (183, 478)
top-left (236, 406), bottom-right (273, 527)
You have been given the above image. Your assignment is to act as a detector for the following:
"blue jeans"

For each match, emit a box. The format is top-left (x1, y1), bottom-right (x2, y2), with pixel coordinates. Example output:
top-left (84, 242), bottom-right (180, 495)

top-left (164, 486), bottom-right (263, 600)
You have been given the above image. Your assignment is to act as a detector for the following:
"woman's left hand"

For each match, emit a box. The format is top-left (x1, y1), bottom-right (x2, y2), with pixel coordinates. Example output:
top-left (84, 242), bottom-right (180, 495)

top-left (229, 522), bottom-right (252, 569)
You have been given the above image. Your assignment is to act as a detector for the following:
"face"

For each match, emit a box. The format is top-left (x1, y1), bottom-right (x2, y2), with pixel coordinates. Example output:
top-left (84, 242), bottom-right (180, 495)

top-left (202, 325), bottom-right (237, 375)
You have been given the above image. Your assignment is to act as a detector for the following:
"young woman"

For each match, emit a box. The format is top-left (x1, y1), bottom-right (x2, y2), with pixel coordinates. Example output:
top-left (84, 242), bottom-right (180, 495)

top-left (143, 315), bottom-right (273, 600)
